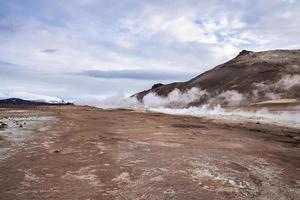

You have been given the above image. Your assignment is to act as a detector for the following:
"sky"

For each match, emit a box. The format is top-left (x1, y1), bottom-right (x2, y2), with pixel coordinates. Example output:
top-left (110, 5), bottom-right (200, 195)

top-left (0, 0), bottom-right (299, 101)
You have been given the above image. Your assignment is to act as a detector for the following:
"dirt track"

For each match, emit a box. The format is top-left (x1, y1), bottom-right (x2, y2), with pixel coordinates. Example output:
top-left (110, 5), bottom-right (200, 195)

top-left (0, 105), bottom-right (299, 200)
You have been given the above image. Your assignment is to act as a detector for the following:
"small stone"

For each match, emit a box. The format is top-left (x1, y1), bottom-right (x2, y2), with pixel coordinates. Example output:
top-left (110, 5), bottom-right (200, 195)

top-left (203, 185), bottom-right (209, 189)
top-left (0, 122), bottom-right (8, 129)
top-left (53, 149), bottom-right (61, 153)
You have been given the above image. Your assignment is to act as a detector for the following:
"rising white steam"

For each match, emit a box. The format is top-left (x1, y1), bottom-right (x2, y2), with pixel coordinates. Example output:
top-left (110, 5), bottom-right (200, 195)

top-left (274, 74), bottom-right (300, 90)
top-left (141, 88), bottom-right (247, 108)
top-left (76, 92), bottom-right (140, 109)
top-left (143, 88), bottom-right (207, 108)
top-left (149, 106), bottom-right (300, 127)
top-left (78, 86), bottom-right (299, 127)
top-left (253, 74), bottom-right (300, 100)
top-left (209, 90), bottom-right (245, 106)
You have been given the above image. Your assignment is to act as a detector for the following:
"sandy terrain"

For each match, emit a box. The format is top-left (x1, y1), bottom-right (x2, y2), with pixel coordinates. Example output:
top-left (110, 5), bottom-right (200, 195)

top-left (0, 105), bottom-right (299, 200)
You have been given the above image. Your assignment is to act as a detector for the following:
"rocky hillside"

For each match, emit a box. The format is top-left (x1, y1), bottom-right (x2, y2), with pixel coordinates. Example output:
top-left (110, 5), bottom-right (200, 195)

top-left (134, 50), bottom-right (300, 107)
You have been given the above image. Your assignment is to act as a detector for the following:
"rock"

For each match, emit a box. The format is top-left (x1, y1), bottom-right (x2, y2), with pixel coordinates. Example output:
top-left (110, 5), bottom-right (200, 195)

top-left (237, 49), bottom-right (253, 57)
top-left (0, 121), bottom-right (8, 130)
top-left (151, 83), bottom-right (164, 89)
top-left (53, 149), bottom-right (61, 153)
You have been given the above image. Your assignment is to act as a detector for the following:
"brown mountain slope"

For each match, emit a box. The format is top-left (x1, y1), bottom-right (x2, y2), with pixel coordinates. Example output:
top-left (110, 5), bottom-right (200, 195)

top-left (134, 49), bottom-right (300, 106)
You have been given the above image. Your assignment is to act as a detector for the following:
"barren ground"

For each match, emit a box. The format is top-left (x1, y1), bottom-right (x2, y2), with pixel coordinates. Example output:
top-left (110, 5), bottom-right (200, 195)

top-left (0, 105), bottom-right (299, 200)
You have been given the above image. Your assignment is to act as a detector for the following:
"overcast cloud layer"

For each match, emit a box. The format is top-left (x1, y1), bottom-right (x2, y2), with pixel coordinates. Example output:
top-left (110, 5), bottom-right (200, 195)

top-left (0, 0), bottom-right (299, 101)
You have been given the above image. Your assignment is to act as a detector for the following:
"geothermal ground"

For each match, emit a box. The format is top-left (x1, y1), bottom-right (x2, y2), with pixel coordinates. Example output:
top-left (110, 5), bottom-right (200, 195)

top-left (0, 105), bottom-right (299, 200)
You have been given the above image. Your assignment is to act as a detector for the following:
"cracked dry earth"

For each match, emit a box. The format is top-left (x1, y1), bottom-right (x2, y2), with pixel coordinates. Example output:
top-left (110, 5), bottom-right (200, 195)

top-left (0, 105), bottom-right (299, 200)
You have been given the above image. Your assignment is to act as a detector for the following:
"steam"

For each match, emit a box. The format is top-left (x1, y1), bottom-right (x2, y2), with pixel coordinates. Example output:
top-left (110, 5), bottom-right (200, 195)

top-left (139, 87), bottom-right (299, 126)
top-left (141, 88), bottom-right (246, 108)
top-left (143, 88), bottom-right (207, 108)
top-left (275, 74), bottom-right (300, 90)
top-left (209, 90), bottom-right (245, 107)
top-left (76, 80), bottom-right (299, 127)
top-left (253, 74), bottom-right (300, 100)
top-left (149, 106), bottom-right (300, 126)
top-left (76, 92), bottom-right (140, 109)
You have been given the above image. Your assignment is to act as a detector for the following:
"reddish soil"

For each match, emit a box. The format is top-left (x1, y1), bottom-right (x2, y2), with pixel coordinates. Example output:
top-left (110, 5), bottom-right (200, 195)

top-left (0, 105), bottom-right (299, 200)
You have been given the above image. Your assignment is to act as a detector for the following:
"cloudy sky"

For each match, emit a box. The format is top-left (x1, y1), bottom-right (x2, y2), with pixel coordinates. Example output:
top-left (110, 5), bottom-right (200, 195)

top-left (0, 0), bottom-right (299, 101)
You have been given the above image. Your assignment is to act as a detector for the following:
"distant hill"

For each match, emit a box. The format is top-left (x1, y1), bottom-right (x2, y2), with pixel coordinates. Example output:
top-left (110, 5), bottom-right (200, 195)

top-left (0, 98), bottom-right (73, 106)
top-left (133, 49), bottom-right (300, 107)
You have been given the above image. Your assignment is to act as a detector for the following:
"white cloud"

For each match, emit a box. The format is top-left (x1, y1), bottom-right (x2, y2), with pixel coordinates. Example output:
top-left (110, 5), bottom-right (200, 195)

top-left (115, 37), bottom-right (135, 49)
top-left (0, 0), bottom-right (299, 100)
top-left (280, 0), bottom-right (297, 4)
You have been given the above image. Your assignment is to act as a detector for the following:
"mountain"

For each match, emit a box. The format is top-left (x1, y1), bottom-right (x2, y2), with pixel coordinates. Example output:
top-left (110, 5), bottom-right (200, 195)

top-left (133, 49), bottom-right (300, 107)
top-left (0, 98), bottom-right (73, 106)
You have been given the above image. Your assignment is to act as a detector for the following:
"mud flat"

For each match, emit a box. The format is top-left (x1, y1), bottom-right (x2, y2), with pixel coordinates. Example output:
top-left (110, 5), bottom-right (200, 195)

top-left (0, 105), bottom-right (299, 200)
top-left (0, 107), bottom-right (55, 160)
